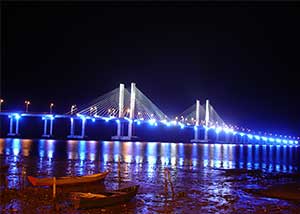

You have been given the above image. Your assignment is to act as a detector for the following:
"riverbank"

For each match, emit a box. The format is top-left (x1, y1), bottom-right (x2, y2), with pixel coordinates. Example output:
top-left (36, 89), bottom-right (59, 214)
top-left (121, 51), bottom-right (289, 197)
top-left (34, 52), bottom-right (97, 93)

top-left (1, 167), bottom-right (300, 213)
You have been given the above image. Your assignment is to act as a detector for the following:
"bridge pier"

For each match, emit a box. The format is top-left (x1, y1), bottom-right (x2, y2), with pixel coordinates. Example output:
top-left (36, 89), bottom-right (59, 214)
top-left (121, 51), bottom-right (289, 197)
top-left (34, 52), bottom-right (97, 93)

top-left (112, 83), bottom-right (126, 140)
top-left (7, 114), bottom-right (21, 137)
top-left (204, 99), bottom-right (210, 141)
top-left (112, 83), bottom-right (138, 141)
top-left (191, 100), bottom-right (203, 143)
top-left (127, 83), bottom-right (137, 139)
top-left (67, 117), bottom-right (86, 139)
top-left (191, 99), bottom-right (211, 143)
top-left (216, 132), bottom-right (219, 142)
top-left (42, 116), bottom-right (54, 138)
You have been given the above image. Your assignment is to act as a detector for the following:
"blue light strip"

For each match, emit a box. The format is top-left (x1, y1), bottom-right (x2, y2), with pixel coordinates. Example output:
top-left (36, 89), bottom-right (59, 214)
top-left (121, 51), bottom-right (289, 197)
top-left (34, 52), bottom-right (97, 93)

top-left (3, 112), bottom-right (299, 145)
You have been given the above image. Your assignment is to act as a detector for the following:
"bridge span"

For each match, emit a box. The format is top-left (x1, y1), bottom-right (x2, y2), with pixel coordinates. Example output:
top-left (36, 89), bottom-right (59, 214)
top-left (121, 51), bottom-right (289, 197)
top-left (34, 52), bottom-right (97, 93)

top-left (0, 83), bottom-right (298, 145)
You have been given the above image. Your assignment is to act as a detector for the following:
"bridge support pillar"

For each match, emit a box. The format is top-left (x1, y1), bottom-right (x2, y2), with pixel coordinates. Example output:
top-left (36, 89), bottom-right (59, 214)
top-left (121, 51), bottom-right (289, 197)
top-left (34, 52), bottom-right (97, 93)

top-left (204, 99), bottom-right (210, 141)
top-left (50, 119), bottom-right (53, 136)
top-left (7, 115), bottom-right (20, 137)
top-left (191, 100), bottom-right (203, 143)
top-left (112, 83), bottom-right (126, 140)
top-left (128, 82), bottom-right (136, 139)
top-left (117, 122), bottom-right (122, 136)
top-left (67, 117), bottom-right (86, 139)
top-left (112, 83), bottom-right (138, 141)
top-left (43, 119), bottom-right (48, 136)
top-left (216, 132), bottom-right (219, 142)
top-left (81, 118), bottom-right (86, 138)
top-left (9, 117), bottom-right (13, 135)
top-left (42, 117), bottom-right (54, 138)
top-left (70, 117), bottom-right (74, 136)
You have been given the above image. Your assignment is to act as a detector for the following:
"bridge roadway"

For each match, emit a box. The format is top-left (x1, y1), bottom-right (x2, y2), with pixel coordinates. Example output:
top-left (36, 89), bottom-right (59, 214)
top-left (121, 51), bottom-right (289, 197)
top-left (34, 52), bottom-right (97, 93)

top-left (0, 111), bottom-right (298, 146)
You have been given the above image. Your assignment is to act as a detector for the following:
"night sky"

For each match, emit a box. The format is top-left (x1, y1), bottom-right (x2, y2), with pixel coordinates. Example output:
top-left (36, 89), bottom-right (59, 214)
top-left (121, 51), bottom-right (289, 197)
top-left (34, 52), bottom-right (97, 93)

top-left (1, 2), bottom-right (300, 136)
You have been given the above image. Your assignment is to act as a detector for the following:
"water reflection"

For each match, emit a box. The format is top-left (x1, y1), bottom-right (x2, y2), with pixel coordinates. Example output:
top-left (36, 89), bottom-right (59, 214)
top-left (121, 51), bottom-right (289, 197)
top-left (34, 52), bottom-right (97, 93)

top-left (0, 138), bottom-right (299, 189)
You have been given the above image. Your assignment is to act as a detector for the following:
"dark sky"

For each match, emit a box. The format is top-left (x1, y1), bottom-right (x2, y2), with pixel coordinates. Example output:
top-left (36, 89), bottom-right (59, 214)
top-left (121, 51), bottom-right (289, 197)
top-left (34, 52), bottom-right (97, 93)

top-left (1, 2), bottom-right (300, 136)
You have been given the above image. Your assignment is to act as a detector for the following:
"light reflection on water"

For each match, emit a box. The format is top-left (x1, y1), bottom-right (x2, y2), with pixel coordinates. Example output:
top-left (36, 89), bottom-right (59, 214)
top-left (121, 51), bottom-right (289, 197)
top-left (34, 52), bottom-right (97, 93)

top-left (0, 138), bottom-right (299, 189)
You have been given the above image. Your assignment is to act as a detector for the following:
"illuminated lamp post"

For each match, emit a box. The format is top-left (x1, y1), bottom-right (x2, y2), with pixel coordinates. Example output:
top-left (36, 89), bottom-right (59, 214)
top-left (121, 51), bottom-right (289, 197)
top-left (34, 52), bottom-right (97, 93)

top-left (50, 103), bottom-right (54, 114)
top-left (0, 99), bottom-right (3, 112)
top-left (25, 100), bottom-right (31, 112)
top-left (71, 105), bottom-right (76, 115)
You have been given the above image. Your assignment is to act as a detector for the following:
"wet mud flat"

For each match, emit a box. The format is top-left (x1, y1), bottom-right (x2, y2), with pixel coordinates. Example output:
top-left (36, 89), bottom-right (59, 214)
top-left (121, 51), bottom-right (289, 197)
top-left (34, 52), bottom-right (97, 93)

top-left (1, 160), bottom-right (300, 214)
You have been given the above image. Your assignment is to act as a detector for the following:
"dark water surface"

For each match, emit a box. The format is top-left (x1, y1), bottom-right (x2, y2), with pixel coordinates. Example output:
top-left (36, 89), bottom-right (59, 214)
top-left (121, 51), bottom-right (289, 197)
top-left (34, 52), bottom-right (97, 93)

top-left (1, 138), bottom-right (300, 213)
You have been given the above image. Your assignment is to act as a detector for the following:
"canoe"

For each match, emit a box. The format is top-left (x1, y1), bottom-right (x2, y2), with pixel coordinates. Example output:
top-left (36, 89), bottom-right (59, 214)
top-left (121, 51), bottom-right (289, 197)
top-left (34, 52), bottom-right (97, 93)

top-left (27, 171), bottom-right (109, 186)
top-left (71, 185), bottom-right (139, 209)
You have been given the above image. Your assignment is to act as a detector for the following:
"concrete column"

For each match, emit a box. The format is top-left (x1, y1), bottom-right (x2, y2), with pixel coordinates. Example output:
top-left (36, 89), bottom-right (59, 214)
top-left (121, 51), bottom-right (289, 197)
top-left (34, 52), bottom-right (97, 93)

top-left (70, 118), bottom-right (74, 136)
top-left (43, 119), bottom-right (48, 136)
top-left (15, 118), bottom-right (19, 135)
top-left (50, 119), bottom-right (53, 136)
top-left (117, 83), bottom-right (125, 137)
top-left (81, 118), bottom-right (86, 138)
top-left (194, 100), bottom-right (200, 140)
top-left (9, 117), bottom-right (13, 134)
top-left (204, 99), bottom-right (210, 140)
top-left (128, 82), bottom-right (136, 138)
top-left (118, 84), bottom-right (124, 118)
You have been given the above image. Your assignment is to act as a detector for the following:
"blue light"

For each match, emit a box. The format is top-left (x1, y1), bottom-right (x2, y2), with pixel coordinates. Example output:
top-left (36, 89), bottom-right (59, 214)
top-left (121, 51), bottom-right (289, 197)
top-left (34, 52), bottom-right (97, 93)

top-left (262, 136), bottom-right (267, 141)
top-left (247, 134), bottom-right (253, 139)
top-left (269, 138), bottom-right (275, 142)
top-left (254, 135), bottom-right (260, 140)
top-left (240, 132), bottom-right (245, 137)
top-left (14, 114), bottom-right (21, 120)
top-left (295, 141), bottom-right (298, 144)
top-left (137, 121), bottom-right (141, 125)
top-left (289, 140), bottom-right (294, 144)
top-left (276, 138), bottom-right (281, 143)
top-left (116, 119), bottom-right (120, 124)
top-left (223, 127), bottom-right (232, 133)
top-left (170, 120), bottom-right (177, 125)
top-left (283, 139), bottom-right (288, 144)
top-left (216, 127), bottom-right (222, 134)
top-left (194, 126), bottom-right (198, 131)
top-left (180, 124), bottom-right (185, 129)
top-left (148, 119), bottom-right (156, 126)
top-left (45, 115), bottom-right (54, 120)
top-left (92, 118), bottom-right (96, 122)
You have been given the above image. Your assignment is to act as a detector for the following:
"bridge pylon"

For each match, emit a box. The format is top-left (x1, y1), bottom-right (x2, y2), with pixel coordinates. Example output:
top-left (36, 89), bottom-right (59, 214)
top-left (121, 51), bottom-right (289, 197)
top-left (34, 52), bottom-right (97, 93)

top-left (112, 82), bottom-right (138, 141)
top-left (191, 100), bottom-right (201, 143)
top-left (190, 99), bottom-right (210, 143)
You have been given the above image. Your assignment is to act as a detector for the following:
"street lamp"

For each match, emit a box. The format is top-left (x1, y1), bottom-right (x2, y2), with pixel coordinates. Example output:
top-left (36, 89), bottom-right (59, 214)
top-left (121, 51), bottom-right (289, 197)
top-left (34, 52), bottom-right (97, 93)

top-left (50, 103), bottom-right (54, 114)
top-left (25, 100), bottom-right (31, 112)
top-left (0, 99), bottom-right (3, 112)
top-left (71, 105), bottom-right (76, 115)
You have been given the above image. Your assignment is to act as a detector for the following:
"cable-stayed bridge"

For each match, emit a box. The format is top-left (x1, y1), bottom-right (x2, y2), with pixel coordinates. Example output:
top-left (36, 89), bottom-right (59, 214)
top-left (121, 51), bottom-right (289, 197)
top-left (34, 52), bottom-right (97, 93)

top-left (0, 82), bottom-right (299, 145)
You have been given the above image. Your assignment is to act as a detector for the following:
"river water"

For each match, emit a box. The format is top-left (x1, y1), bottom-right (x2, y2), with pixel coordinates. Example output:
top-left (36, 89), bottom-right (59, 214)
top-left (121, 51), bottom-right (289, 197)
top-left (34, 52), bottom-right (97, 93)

top-left (1, 138), bottom-right (300, 213)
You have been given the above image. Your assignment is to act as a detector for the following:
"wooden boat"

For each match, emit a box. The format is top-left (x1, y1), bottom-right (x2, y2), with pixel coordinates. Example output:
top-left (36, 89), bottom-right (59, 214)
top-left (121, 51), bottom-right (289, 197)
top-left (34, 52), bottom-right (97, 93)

top-left (27, 171), bottom-right (109, 187)
top-left (71, 185), bottom-right (139, 209)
